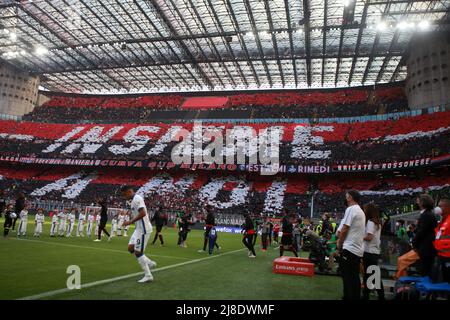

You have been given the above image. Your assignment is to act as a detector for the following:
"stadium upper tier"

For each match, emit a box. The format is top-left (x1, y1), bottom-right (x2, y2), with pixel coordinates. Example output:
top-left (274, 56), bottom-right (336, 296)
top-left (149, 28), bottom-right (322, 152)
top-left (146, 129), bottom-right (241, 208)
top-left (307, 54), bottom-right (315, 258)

top-left (26, 85), bottom-right (407, 123)
top-left (0, 164), bottom-right (448, 215)
top-left (1, 111), bottom-right (449, 169)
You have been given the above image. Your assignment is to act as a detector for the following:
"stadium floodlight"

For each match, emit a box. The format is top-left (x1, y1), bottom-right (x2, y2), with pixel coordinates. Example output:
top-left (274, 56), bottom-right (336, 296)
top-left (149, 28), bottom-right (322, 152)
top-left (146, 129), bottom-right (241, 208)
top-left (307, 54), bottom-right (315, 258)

top-left (396, 21), bottom-right (408, 30)
top-left (376, 21), bottom-right (387, 31)
top-left (418, 20), bottom-right (430, 30)
top-left (35, 46), bottom-right (49, 56)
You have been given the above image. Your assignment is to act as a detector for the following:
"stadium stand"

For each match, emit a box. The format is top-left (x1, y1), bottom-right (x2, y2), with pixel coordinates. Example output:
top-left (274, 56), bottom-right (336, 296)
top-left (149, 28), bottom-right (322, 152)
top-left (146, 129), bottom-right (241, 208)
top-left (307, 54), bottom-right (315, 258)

top-left (23, 85), bottom-right (409, 123)
top-left (2, 111), bottom-right (449, 166)
top-left (181, 96), bottom-right (230, 109)
top-left (0, 164), bottom-right (448, 216)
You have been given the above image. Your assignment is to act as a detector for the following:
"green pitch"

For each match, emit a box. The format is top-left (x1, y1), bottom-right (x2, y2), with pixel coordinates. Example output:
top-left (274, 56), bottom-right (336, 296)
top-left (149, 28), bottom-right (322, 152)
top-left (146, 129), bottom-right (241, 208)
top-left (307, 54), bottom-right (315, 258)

top-left (0, 216), bottom-right (342, 300)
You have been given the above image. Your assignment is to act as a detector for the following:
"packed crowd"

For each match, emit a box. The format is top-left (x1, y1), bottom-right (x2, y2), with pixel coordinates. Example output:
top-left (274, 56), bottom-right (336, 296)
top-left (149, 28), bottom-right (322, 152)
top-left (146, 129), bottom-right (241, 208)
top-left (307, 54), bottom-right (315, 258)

top-left (23, 86), bottom-right (408, 123)
top-left (0, 163), bottom-right (449, 217)
top-left (1, 111), bottom-right (449, 167)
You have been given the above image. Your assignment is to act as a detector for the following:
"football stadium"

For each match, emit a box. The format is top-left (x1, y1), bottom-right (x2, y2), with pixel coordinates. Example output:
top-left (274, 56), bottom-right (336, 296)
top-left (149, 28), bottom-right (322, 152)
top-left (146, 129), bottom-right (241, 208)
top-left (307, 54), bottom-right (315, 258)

top-left (0, 0), bottom-right (449, 304)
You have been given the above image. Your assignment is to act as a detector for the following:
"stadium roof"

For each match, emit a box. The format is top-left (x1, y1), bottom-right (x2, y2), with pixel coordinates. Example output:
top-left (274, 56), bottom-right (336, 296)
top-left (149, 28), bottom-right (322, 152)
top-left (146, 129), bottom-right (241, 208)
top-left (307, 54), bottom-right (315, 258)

top-left (0, 0), bottom-right (448, 94)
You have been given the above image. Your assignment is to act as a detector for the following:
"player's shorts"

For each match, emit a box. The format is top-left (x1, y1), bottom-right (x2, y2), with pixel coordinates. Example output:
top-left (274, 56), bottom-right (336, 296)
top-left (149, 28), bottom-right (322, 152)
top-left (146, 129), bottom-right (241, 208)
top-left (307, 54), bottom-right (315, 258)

top-left (204, 225), bottom-right (213, 237)
top-left (4, 217), bottom-right (12, 228)
top-left (129, 230), bottom-right (151, 253)
top-left (281, 234), bottom-right (293, 246)
top-left (155, 224), bottom-right (163, 233)
top-left (99, 219), bottom-right (107, 228)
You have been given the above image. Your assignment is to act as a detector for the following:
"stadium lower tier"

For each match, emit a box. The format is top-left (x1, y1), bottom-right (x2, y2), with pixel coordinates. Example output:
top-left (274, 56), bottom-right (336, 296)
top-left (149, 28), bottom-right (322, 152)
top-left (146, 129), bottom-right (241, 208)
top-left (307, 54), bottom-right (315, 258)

top-left (1, 111), bottom-right (449, 167)
top-left (1, 164), bottom-right (449, 216)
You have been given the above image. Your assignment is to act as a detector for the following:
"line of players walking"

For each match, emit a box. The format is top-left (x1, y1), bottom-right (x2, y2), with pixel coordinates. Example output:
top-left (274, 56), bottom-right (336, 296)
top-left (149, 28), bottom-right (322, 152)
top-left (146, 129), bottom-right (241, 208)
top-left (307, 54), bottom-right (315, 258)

top-left (2, 203), bottom-right (132, 239)
top-left (3, 190), bottom-right (326, 262)
top-left (48, 208), bottom-right (132, 238)
top-left (5, 203), bottom-right (326, 261)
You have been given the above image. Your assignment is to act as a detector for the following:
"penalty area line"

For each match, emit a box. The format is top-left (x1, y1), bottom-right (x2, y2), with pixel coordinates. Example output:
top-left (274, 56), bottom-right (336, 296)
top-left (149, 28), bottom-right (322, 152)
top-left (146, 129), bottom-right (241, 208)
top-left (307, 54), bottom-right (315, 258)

top-left (16, 247), bottom-right (246, 300)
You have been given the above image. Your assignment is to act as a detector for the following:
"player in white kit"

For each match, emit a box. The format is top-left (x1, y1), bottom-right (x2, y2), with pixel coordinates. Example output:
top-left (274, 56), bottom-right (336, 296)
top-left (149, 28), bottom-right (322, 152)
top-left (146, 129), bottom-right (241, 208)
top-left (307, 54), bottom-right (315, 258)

top-left (121, 186), bottom-right (156, 283)
top-left (124, 212), bottom-right (130, 236)
top-left (50, 209), bottom-right (59, 237)
top-left (76, 210), bottom-right (86, 237)
top-left (111, 214), bottom-right (118, 237)
top-left (17, 206), bottom-right (29, 237)
top-left (117, 211), bottom-right (125, 236)
top-left (94, 212), bottom-right (101, 236)
top-left (58, 209), bottom-right (68, 237)
top-left (86, 210), bottom-right (95, 237)
top-left (34, 208), bottom-right (45, 237)
top-left (66, 208), bottom-right (76, 237)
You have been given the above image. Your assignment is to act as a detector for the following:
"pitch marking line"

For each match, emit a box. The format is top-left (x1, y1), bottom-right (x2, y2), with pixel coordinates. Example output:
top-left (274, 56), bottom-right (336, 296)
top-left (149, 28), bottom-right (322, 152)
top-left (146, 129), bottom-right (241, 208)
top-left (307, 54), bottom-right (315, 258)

top-left (11, 237), bottom-right (191, 260)
top-left (17, 247), bottom-right (246, 300)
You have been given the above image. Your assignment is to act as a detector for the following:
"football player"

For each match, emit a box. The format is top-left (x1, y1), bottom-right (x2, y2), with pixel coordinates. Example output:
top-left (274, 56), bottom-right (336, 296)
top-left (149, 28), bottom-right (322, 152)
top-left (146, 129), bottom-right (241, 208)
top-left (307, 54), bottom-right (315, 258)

top-left (117, 211), bottom-right (125, 236)
top-left (110, 213), bottom-right (118, 237)
top-left (3, 204), bottom-right (15, 237)
top-left (66, 208), bottom-right (76, 237)
top-left (17, 205), bottom-right (29, 237)
top-left (151, 206), bottom-right (167, 246)
top-left (76, 210), bottom-right (86, 237)
top-left (94, 211), bottom-right (100, 236)
top-left (121, 186), bottom-right (156, 283)
top-left (123, 211), bottom-right (130, 237)
top-left (198, 207), bottom-right (220, 253)
top-left (86, 210), bottom-right (95, 237)
top-left (50, 209), bottom-right (59, 237)
top-left (34, 208), bottom-right (45, 237)
top-left (58, 208), bottom-right (68, 237)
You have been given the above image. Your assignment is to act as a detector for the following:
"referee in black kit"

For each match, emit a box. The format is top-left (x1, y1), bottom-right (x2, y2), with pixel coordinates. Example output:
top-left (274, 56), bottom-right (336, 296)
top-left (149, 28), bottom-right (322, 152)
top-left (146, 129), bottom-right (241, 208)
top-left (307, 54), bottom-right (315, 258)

top-left (94, 196), bottom-right (111, 242)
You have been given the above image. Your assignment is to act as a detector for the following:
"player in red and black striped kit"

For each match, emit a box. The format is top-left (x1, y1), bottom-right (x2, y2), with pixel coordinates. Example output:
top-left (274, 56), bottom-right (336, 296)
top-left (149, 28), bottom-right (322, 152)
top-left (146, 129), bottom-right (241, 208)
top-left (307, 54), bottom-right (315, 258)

top-left (198, 208), bottom-right (220, 253)
top-left (273, 222), bottom-right (280, 244)
top-left (280, 213), bottom-right (298, 257)
top-left (94, 197), bottom-right (111, 242)
top-left (3, 204), bottom-right (14, 237)
top-left (151, 206), bottom-right (167, 245)
top-left (242, 213), bottom-right (256, 258)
